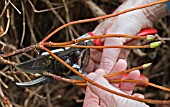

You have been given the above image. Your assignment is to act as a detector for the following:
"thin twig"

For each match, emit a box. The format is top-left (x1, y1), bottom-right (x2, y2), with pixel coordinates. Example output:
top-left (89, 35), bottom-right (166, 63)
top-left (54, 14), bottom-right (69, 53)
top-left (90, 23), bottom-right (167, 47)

top-left (0, 9), bottom-right (10, 38)
top-left (25, 8), bottom-right (37, 44)
top-left (45, 86), bottom-right (53, 107)
top-left (0, 71), bottom-right (14, 81)
top-left (0, 44), bottom-right (38, 58)
top-left (0, 57), bottom-right (16, 66)
top-left (26, 87), bottom-right (46, 100)
top-left (104, 65), bottom-right (144, 78)
top-left (73, 79), bottom-right (170, 93)
top-left (9, 1), bottom-right (21, 14)
top-left (84, 0), bottom-right (106, 17)
top-left (10, 8), bottom-right (18, 44)
top-left (46, 0), bottom-right (65, 24)
top-left (55, 44), bottom-right (150, 49)
top-left (43, 33), bottom-right (146, 46)
top-left (0, 0), bottom-right (9, 19)
top-left (43, 72), bottom-right (76, 84)
top-left (63, 0), bottom-right (74, 40)
top-left (28, 0), bottom-right (79, 13)
top-left (0, 78), bottom-right (8, 89)
top-left (20, 1), bottom-right (26, 46)
top-left (24, 86), bottom-right (46, 107)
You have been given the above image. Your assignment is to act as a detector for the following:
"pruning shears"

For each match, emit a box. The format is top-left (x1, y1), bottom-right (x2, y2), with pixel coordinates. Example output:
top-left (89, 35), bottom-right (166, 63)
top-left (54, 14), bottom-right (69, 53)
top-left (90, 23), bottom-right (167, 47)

top-left (15, 28), bottom-right (157, 87)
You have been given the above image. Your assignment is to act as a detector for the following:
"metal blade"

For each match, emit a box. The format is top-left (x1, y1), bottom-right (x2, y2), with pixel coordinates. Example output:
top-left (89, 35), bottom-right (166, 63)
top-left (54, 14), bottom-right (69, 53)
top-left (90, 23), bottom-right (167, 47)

top-left (15, 56), bottom-right (53, 73)
top-left (16, 76), bottom-right (51, 87)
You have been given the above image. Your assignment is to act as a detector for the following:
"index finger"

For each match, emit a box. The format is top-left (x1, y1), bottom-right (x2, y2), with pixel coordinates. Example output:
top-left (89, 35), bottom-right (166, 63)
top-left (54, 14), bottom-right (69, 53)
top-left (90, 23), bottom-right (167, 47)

top-left (99, 37), bottom-right (126, 73)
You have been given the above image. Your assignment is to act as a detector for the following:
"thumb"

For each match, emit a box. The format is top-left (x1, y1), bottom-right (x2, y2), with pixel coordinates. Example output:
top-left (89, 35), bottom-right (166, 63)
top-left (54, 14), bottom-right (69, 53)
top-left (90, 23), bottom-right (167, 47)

top-left (87, 70), bottom-right (124, 107)
top-left (83, 87), bottom-right (100, 107)
top-left (87, 70), bottom-right (149, 107)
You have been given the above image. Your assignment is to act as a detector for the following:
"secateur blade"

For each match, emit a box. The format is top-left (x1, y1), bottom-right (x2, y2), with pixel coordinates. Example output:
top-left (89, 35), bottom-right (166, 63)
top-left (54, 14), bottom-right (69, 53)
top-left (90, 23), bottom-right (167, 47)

top-left (15, 55), bottom-right (55, 87)
top-left (16, 76), bottom-right (51, 87)
top-left (15, 55), bottom-right (54, 74)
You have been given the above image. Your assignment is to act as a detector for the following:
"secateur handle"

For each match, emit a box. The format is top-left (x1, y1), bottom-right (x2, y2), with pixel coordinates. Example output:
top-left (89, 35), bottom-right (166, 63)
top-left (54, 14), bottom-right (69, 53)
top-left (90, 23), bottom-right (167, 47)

top-left (125, 28), bottom-right (158, 45)
top-left (123, 74), bottom-right (149, 87)
top-left (88, 28), bottom-right (158, 52)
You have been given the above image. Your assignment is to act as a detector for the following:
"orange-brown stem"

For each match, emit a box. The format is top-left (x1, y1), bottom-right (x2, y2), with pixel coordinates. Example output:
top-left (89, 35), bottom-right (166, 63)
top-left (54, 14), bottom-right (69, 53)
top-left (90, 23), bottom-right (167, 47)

top-left (0, 45), bottom-right (37, 58)
top-left (41, 0), bottom-right (168, 42)
top-left (42, 46), bottom-right (170, 104)
top-left (43, 71), bottom-right (77, 84)
top-left (44, 65), bottom-right (145, 84)
top-left (74, 80), bottom-right (170, 93)
top-left (44, 44), bottom-right (150, 49)
top-left (104, 66), bottom-right (143, 78)
top-left (76, 34), bottom-right (145, 42)
top-left (109, 80), bottom-right (170, 92)
top-left (44, 71), bottom-right (170, 93)
top-left (43, 34), bottom-right (146, 47)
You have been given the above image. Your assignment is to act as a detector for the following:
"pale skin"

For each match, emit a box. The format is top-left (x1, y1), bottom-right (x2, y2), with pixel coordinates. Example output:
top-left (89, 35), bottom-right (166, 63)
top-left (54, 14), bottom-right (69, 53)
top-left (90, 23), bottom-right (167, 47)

top-left (83, 59), bottom-right (149, 107)
top-left (83, 0), bottom-right (169, 107)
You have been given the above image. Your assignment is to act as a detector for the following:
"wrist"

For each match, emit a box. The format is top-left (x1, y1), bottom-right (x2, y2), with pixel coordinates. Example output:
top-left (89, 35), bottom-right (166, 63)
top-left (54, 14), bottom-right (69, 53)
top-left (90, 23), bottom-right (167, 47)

top-left (142, 0), bottom-right (169, 23)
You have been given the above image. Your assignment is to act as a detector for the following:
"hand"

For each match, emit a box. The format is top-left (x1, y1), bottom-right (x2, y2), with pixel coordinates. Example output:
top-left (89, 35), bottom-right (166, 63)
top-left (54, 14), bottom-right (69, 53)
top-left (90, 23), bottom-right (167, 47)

top-left (85, 0), bottom-right (168, 74)
top-left (83, 59), bottom-right (149, 107)
top-left (83, 0), bottom-right (168, 106)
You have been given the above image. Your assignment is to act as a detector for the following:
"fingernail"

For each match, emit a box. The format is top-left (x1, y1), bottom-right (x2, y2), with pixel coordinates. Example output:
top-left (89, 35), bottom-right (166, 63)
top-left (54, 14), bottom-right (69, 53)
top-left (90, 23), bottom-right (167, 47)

top-left (95, 69), bottom-right (106, 76)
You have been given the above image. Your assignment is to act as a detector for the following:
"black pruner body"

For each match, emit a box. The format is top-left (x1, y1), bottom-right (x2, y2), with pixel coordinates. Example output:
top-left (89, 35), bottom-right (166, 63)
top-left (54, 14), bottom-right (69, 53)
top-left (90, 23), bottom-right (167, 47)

top-left (15, 41), bottom-right (92, 87)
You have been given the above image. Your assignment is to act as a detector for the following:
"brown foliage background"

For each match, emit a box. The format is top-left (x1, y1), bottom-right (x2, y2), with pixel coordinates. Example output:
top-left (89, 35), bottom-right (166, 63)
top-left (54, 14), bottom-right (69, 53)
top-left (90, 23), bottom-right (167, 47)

top-left (0, 0), bottom-right (170, 107)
